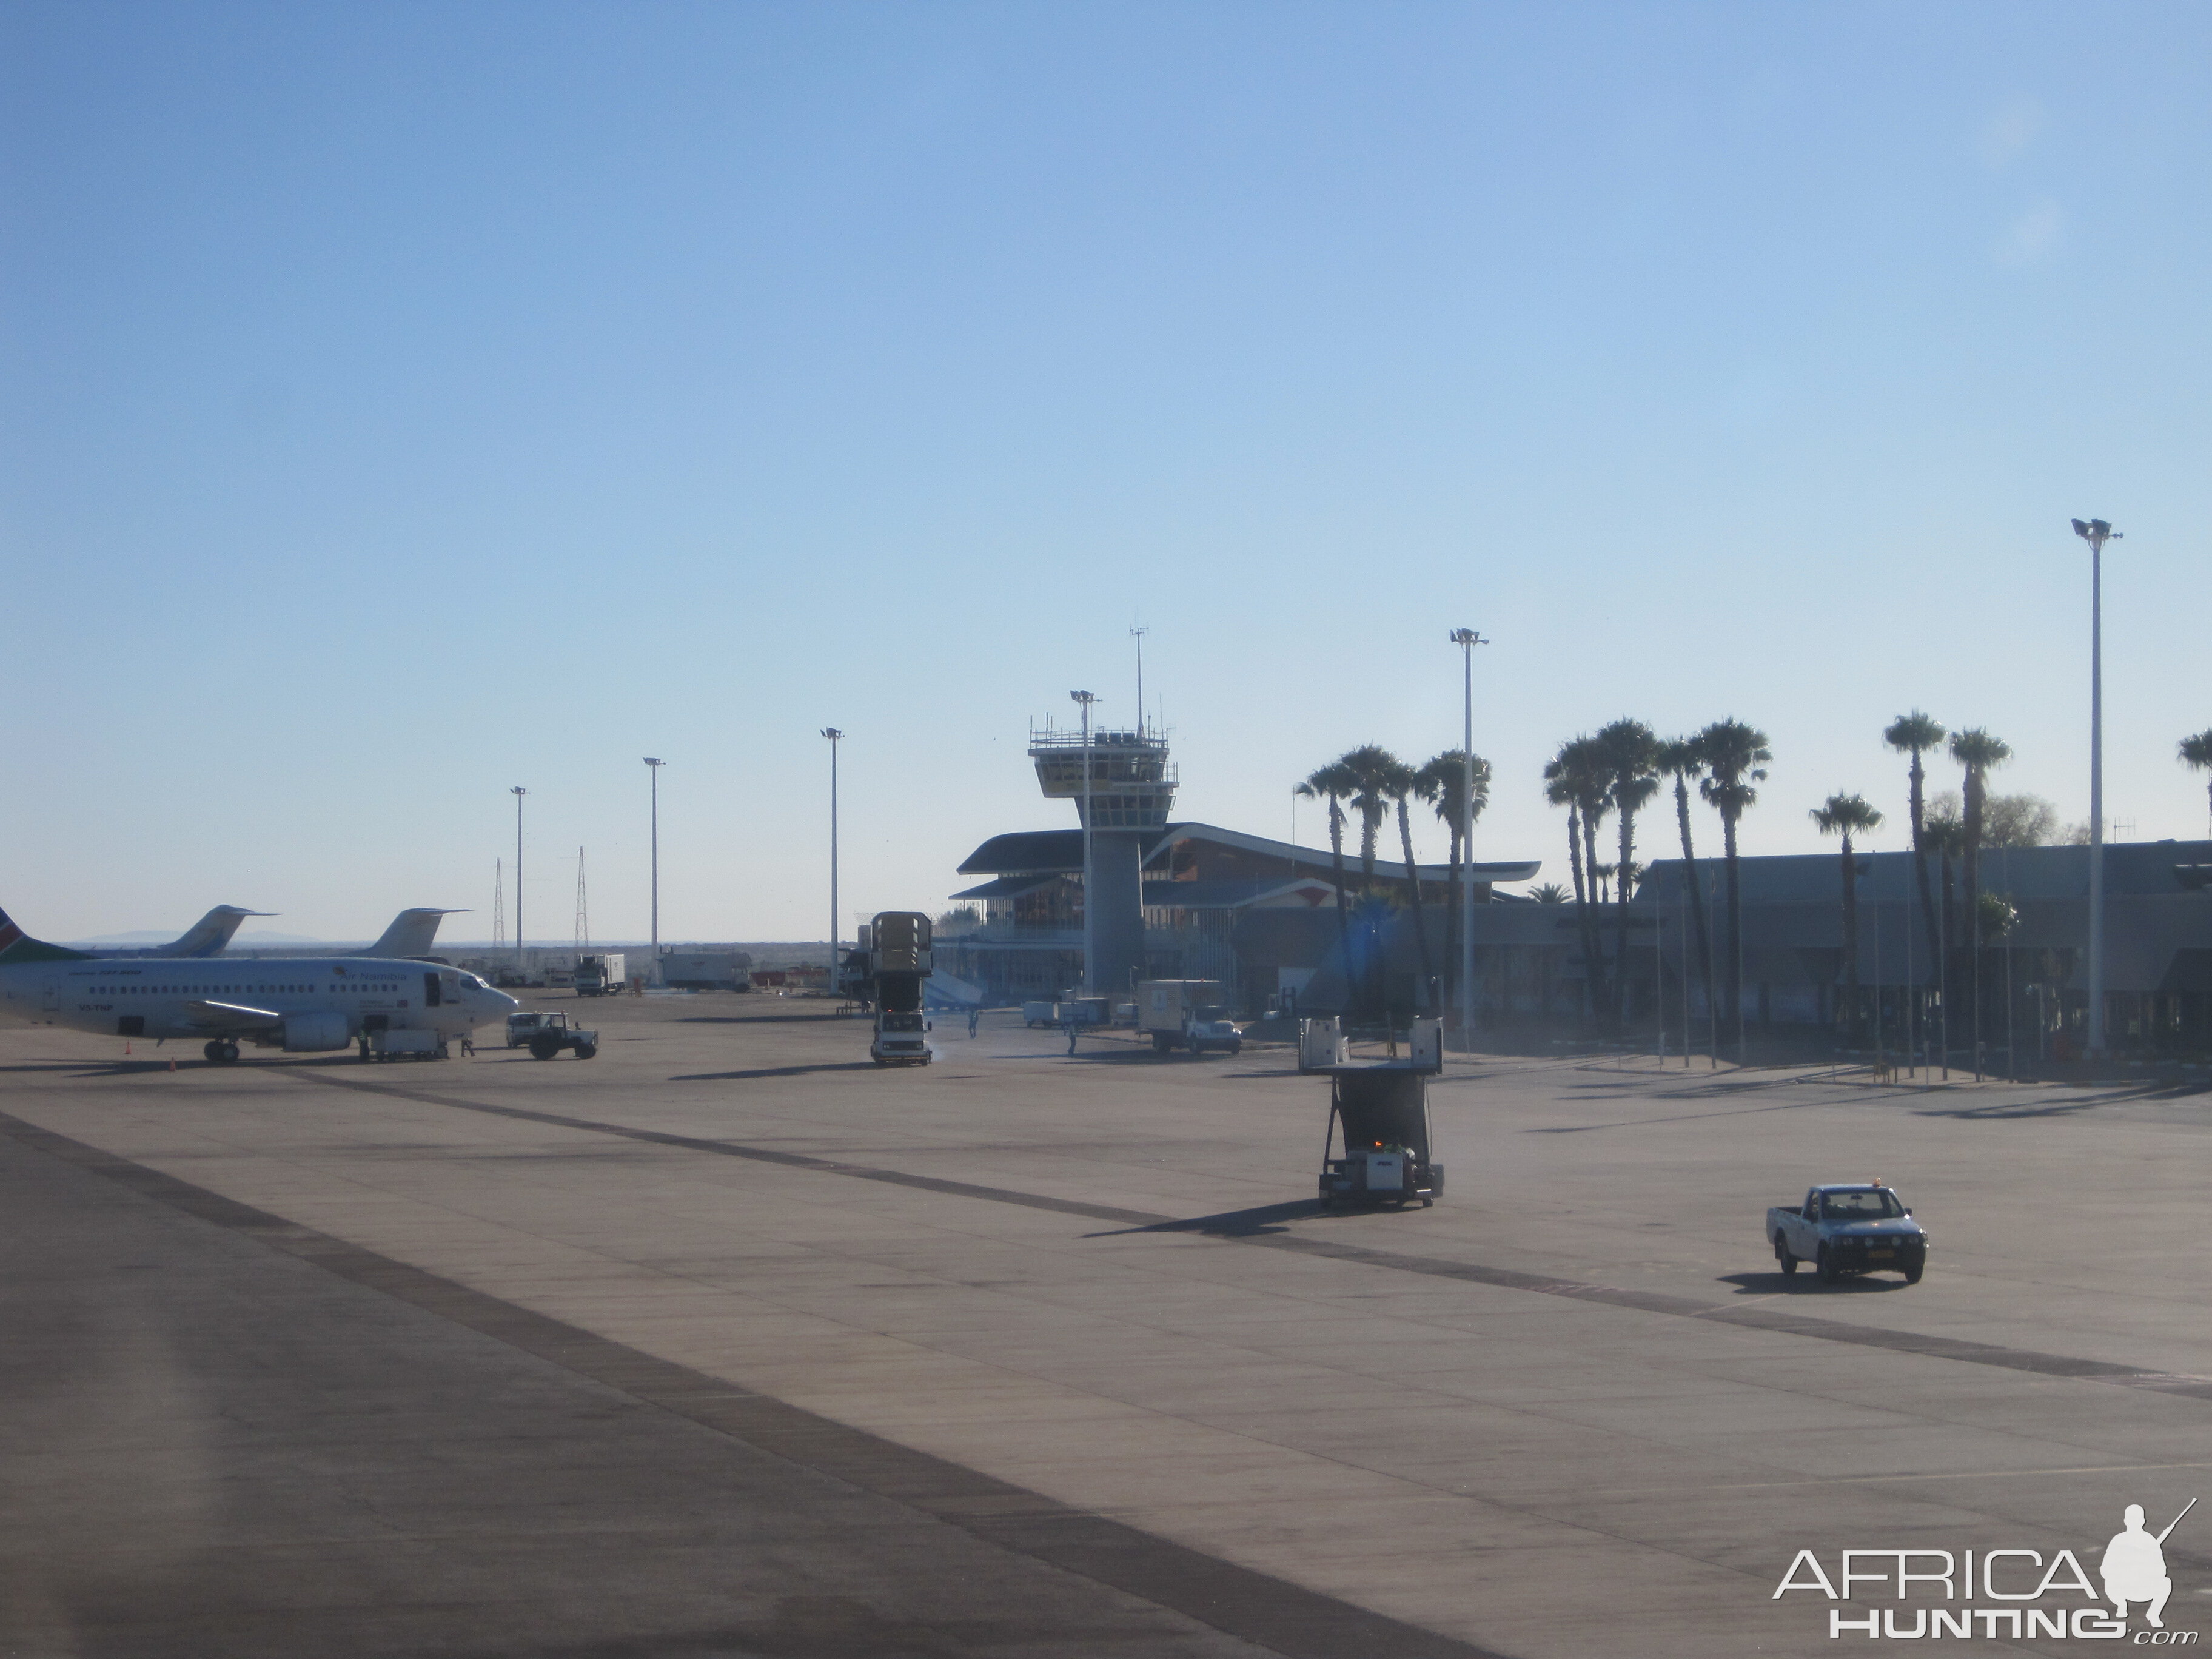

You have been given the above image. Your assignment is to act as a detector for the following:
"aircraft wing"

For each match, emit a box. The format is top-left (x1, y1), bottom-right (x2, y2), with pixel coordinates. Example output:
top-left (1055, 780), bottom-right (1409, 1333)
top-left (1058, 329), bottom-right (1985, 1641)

top-left (182, 999), bottom-right (283, 1030)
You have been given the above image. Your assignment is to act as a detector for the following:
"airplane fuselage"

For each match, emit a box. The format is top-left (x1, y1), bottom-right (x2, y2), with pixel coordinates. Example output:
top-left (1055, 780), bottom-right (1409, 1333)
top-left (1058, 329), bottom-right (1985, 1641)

top-left (0, 955), bottom-right (517, 1051)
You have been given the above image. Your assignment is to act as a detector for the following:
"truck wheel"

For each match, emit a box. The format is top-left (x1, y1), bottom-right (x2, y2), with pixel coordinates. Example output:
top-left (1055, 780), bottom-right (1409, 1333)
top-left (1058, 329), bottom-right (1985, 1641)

top-left (1816, 1244), bottom-right (1840, 1284)
top-left (1903, 1260), bottom-right (1924, 1285)
top-left (1776, 1239), bottom-right (1798, 1276)
top-left (574, 1042), bottom-right (597, 1060)
top-left (1229, 1042), bottom-right (1242, 1056)
top-left (529, 1037), bottom-right (560, 1060)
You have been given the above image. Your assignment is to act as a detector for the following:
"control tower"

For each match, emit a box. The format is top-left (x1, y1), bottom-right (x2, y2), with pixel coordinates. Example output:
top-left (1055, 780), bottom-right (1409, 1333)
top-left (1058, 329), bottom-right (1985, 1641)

top-left (1028, 720), bottom-right (1176, 997)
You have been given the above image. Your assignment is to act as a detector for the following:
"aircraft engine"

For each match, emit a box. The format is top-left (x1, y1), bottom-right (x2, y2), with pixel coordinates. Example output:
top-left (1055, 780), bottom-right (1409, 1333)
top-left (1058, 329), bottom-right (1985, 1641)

top-left (281, 1011), bottom-right (351, 1052)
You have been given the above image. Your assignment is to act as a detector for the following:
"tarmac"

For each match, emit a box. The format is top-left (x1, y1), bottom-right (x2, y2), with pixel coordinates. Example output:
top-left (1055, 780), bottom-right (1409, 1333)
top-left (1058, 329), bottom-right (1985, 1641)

top-left (4, 995), bottom-right (2210, 1657)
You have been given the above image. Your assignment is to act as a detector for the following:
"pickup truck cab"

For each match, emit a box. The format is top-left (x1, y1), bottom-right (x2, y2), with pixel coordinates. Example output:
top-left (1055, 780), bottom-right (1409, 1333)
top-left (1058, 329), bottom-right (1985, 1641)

top-left (1767, 1183), bottom-right (1928, 1285)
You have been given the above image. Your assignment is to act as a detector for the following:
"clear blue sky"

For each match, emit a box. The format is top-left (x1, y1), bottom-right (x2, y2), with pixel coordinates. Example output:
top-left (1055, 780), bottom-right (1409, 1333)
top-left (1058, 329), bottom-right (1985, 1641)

top-left (4, 1), bottom-right (2207, 942)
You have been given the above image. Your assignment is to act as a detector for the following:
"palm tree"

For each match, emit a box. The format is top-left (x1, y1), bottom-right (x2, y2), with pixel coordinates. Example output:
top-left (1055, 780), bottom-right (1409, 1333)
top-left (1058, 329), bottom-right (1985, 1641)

top-left (1334, 744), bottom-right (1399, 880)
top-left (1810, 793), bottom-right (1883, 1040)
top-left (1594, 720), bottom-right (1660, 1028)
top-left (1296, 759), bottom-right (1357, 1001)
top-left (1949, 728), bottom-right (2013, 1059)
top-left (1656, 737), bottom-right (1718, 1050)
top-left (1545, 737), bottom-right (1613, 1020)
top-left (2181, 731), bottom-right (2212, 834)
top-left (1697, 719), bottom-right (1770, 1059)
top-left (1530, 882), bottom-right (1570, 903)
top-left (1384, 755), bottom-right (1436, 1009)
top-left (1884, 712), bottom-right (1947, 970)
top-left (1419, 748), bottom-right (1489, 1010)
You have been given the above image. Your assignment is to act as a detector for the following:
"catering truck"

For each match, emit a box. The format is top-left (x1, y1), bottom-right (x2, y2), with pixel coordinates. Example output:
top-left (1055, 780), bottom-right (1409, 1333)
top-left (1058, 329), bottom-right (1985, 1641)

top-left (866, 912), bottom-right (933, 1067)
top-left (1766, 1182), bottom-right (1928, 1284)
top-left (573, 954), bottom-right (626, 997)
top-left (1136, 979), bottom-right (1241, 1055)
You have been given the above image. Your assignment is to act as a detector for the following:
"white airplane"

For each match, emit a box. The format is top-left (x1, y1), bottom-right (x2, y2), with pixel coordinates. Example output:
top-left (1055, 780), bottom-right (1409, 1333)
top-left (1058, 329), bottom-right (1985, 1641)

top-left (0, 903), bottom-right (517, 1064)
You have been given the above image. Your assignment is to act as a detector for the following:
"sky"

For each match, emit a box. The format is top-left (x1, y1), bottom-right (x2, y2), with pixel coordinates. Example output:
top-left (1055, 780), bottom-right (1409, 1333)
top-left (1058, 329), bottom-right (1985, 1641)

top-left (4, 1), bottom-right (2208, 943)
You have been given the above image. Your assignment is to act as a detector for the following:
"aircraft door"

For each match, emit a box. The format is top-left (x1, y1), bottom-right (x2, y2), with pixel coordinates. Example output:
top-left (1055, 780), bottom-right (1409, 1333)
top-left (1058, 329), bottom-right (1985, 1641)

top-left (423, 972), bottom-right (441, 1007)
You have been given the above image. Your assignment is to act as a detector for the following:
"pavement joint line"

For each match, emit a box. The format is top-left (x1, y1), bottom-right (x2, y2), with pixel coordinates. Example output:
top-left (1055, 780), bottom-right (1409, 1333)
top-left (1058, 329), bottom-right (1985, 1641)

top-left (0, 1107), bottom-right (1509, 1659)
top-left (270, 1067), bottom-right (2212, 1405)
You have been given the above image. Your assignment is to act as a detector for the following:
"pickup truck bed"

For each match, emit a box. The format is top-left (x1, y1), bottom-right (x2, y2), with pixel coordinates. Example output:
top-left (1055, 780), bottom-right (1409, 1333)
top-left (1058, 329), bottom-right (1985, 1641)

top-left (1766, 1184), bottom-right (1928, 1285)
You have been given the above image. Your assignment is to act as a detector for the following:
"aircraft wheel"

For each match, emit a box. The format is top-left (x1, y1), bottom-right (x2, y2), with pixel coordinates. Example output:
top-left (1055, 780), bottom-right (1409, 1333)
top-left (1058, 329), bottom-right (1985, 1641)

top-left (203, 1040), bottom-right (224, 1062)
top-left (216, 1041), bottom-right (240, 1064)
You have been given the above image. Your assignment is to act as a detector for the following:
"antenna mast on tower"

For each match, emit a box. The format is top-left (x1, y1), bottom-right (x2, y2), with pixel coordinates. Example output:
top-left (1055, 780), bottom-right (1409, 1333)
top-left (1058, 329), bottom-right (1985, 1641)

top-left (575, 848), bottom-right (591, 953)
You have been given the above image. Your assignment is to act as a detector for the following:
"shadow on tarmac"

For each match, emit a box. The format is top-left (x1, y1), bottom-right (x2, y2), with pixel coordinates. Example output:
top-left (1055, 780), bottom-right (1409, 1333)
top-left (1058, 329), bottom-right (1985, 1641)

top-left (1718, 1270), bottom-right (1914, 1296)
top-left (667, 1061), bottom-right (883, 1082)
top-left (1086, 1197), bottom-right (1427, 1241)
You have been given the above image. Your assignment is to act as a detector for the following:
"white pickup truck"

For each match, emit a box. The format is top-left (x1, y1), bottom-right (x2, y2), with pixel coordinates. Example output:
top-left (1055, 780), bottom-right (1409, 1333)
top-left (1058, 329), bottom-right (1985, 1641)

top-left (1766, 1183), bottom-right (1928, 1285)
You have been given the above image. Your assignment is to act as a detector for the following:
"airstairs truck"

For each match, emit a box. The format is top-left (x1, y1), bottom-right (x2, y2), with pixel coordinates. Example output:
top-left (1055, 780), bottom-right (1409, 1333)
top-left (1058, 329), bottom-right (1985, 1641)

top-left (866, 912), bottom-right (934, 1067)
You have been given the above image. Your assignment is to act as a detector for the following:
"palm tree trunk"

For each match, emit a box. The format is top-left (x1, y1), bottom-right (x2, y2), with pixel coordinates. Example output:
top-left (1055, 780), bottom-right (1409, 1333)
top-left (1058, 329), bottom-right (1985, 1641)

top-left (1582, 805), bottom-right (1609, 1021)
top-left (1840, 832), bottom-right (1859, 1037)
top-left (1327, 797), bottom-right (1351, 1006)
top-left (1446, 825), bottom-right (1463, 1011)
top-left (1614, 800), bottom-right (1637, 1031)
top-left (1674, 777), bottom-right (1717, 1047)
top-left (1909, 751), bottom-right (1938, 971)
top-left (1963, 770), bottom-right (1983, 1057)
top-left (1723, 809), bottom-right (1744, 1057)
top-left (1565, 805), bottom-right (1589, 1018)
top-left (1396, 799), bottom-right (1433, 1012)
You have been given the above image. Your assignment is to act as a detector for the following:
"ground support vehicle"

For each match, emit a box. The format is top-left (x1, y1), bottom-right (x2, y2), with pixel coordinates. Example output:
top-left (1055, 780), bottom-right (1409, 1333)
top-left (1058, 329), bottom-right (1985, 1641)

top-left (1316, 1064), bottom-right (1444, 1208)
top-left (573, 954), bottom-right (626, 997)
top-left (366, 1028), bottom-right (447, 1062)
top-left (512, 1011), bottom-right (598, 1059)
top-left (865, 912), bottom-right (934, 1067)
top-left (1022, 999), bottom-right (1054, 1028)
top-left (1766, 1183), bottom-right (1928, 1284)
top-left (871, 1009), bottom-right (931, 1066)
top-left (1137, 979), bottom-right (1240, 1055)
top-left (506, 1011), bottom-right (561, 1048)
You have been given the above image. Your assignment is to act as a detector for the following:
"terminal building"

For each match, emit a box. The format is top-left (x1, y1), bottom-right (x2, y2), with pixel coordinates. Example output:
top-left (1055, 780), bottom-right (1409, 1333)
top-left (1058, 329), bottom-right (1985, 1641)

top-left (942, 719), bottom-right (1540, 1011)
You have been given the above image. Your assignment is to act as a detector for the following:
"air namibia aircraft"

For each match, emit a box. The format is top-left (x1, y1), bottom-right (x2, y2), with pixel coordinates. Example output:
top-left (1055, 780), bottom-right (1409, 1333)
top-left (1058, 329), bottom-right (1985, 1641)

top-left (0, 905), bottom-right (517, 1063)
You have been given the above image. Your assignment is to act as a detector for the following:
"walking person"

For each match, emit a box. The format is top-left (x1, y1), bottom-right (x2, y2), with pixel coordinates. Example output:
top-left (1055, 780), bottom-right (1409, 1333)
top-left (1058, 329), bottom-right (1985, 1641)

top-left (968, 1007), bottom-right (980, 1039)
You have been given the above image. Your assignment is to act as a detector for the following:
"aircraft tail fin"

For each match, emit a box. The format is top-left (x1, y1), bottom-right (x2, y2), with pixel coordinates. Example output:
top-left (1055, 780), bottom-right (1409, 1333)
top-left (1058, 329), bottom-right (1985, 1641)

top-left (357, 908), bottom-right (464, 959)
top-left (0, 906), bottom-right (93, 964)
top-left (164, 906), bottom-right (272, 959)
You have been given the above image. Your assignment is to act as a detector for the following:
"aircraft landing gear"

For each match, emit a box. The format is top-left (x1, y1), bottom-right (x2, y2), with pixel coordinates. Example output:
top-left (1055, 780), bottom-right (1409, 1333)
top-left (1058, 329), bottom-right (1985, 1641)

top-left (204, 1039), bottom-right (240, 1064)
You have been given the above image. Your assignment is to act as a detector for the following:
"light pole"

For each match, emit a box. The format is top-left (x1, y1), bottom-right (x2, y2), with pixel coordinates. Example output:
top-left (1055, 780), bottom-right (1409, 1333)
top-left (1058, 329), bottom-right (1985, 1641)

top-left (1070, 691), bottom-right (1098, 993)
top-left (1450, 629), bottom-right (1488, 1047)
top-left (509, 786), bottom-right (528, 972)
top-left (2072, 517), bottom-right (2120, 1057)
top-left (822, 730), bottom-right (842, 996)
top-left (644, 759), bottom-right (665, 987)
